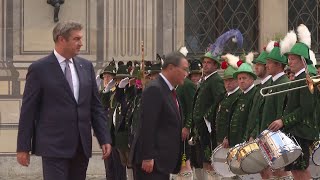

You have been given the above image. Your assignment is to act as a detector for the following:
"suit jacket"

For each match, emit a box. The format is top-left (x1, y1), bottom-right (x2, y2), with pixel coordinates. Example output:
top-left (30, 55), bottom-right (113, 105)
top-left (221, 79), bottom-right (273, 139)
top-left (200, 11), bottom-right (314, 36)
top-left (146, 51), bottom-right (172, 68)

top-left (131, 76), bottom-right (183, 174)
top-left (17, 52), bottom-right (112, 158)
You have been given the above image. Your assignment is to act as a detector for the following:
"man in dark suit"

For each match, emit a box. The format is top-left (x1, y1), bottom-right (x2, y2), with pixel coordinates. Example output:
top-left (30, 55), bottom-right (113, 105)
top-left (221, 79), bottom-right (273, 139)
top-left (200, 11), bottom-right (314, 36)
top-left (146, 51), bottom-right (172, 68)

top-left (16, 21), bottom-right (112, 180)
top-left (131, 52), bottom-right (189, 179)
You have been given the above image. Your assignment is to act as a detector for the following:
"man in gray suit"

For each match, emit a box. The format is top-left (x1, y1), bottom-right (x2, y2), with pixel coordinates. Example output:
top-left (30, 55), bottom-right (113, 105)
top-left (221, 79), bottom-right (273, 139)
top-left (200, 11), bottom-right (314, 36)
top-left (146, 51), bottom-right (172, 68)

top-left (16, 21), bottom-right (112, 180)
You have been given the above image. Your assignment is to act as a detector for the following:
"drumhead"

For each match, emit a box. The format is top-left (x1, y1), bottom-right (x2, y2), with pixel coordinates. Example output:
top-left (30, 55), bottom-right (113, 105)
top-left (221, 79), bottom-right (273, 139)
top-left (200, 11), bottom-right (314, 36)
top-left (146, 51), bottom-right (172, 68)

top-left (309, 158), bottom-right (320, 178)
top-left (312, 145), bottom-right (320, 166)
top-left (271, 149), bottom-right (302, 169)
top-left (240, 149), bottom-right (268, 174)
top-left (211, 145), bottom-right (235, 177)
top-left (239, 173), bottom-right (262, 180)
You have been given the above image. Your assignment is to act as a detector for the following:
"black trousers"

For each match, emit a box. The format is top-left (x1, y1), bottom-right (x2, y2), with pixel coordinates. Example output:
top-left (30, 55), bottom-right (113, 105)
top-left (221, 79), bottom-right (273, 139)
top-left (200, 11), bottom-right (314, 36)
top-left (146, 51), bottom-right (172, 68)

top-left (104, 148), bottom-right (127, 180)
top-left (134, 164), bottom-right (169, 180)
top-left (42, 143), bottom-right (89, 180)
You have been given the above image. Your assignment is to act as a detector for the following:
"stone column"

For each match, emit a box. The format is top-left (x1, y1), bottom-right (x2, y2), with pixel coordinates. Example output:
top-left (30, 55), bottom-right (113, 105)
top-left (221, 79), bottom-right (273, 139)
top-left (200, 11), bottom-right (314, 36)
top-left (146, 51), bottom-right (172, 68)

top-left (259, 0), bottom-right (288, 50)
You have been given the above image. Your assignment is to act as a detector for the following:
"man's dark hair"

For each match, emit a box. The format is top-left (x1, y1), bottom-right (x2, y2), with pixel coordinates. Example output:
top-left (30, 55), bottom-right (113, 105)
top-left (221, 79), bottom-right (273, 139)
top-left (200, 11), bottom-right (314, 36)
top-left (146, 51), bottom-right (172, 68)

top-left (162, 51), bottom-right (186, 69)
top-left (118, 61), bottom-right (124, 66)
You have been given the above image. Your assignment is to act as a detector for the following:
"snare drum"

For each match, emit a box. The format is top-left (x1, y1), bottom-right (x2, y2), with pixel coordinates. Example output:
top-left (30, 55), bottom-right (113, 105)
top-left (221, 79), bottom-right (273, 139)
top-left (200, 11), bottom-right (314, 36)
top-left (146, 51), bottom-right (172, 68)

top-left (310, 140), bottom-right (320, 165)
top-left (211, 145), bottom-right (235, 177)
top-left (237, 141), bottom-right (268, 174)
top-left (227, 143), bottom-right (246, 175)
top-left (238, 173), bottom-right (262, 180)
top-left (257, 130), bottom-right (302, 169)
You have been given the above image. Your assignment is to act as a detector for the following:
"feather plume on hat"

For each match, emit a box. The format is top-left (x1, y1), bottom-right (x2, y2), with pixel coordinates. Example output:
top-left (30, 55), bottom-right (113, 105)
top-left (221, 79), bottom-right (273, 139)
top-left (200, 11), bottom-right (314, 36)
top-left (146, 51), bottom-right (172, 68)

top-left (309, 50), bottom-right (317, 65)
top-left (221, 53), bottom-right (239, 69)
top-left (266, 40), bottom-right (275, 53)
top-left (280, 30), bottom-right (297, 55)
top-left (178, 46), bottom-right (188, 57)
top-left (245, 52), bottom-right (255, 67)
top-left (297, 24), bottom-right (311, 48)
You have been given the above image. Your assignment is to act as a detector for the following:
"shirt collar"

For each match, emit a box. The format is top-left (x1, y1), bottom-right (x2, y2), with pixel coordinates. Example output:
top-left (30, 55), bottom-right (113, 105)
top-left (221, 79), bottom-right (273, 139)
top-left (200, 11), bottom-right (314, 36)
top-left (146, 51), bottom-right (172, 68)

top-left (204, 71), bottom-right (217, 80)
top-left (227, 87), bottom-right (239, 96)
top-left (54, 49), bottom-right (73, 64)
top-left (261, 75), bottom-right (272, 85)
top-left (272, 72), bottom-right (285, 82)
top-left (159, 73), bottom-right (175, 91)
top-left (295, 68), bottom-right (305, 77)
top-left (243, 83), bottom-right (255, 94)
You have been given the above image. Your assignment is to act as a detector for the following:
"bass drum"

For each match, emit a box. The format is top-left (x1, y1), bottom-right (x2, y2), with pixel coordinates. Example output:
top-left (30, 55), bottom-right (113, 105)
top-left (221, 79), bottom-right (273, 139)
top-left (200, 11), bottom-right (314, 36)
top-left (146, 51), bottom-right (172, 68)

top-left (211, 144), bottom-right (235, 177)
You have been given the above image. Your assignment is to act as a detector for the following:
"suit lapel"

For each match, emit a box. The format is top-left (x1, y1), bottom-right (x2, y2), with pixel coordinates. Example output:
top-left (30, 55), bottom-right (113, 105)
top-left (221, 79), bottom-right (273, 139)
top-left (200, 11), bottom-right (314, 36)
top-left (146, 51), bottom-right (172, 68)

top-left (49, 53), bottom-right (77, 103)
top-left (158, 77), bottom-right (181, 120)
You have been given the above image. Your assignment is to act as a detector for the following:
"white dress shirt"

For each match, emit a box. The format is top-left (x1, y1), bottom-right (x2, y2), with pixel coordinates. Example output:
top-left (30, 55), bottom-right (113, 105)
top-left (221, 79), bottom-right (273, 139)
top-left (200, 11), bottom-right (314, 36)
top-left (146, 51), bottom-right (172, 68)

top-left (54, 49), bottom-right (80, 102)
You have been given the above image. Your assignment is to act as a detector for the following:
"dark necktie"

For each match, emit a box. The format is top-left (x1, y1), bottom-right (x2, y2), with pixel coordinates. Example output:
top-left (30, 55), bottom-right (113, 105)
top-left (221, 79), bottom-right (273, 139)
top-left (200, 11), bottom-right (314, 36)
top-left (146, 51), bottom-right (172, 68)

top-left (171, 89), bottom-right (180, 113)
top-left (65, 59), bottom-right (74, 93)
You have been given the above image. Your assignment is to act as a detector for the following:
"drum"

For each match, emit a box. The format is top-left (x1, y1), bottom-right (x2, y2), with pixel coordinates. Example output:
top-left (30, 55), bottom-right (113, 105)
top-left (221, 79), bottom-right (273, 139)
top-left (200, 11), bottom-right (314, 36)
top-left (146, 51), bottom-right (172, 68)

top-left (257, 130), bottom-right (302, 169)
top-left (310, 140), bottom-right (320, 165)
top-left (211, 145), bottom-right (235, 177)
top-left (227, 143), bottom-right (246, 175)
top-left (309, 157), bottom-right (320, 179)
top-left (237, 141), bottom-right (268, 174)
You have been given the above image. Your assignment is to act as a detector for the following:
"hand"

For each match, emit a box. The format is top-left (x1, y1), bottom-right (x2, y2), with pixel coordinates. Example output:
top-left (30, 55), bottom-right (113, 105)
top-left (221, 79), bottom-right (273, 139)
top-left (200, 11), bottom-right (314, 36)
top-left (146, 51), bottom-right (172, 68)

top-left (129, 78), bottom-right (136, 87)
top-left (101, 144), bottom-right (112, 160)
top-left (181, 127), bottom-right (190, 141)
top-left (222, 137), bottom-right (229, 148)
top-left (103, 79), bottom-right (116, 93)
top-left (119, 77), bottom-right (129, 88)
top-left (142, 159), bottom-right (154, 173)
top-left (268, 119), bottom-right (283, 132)
top-left (17, 152), bottom-right (30, 167)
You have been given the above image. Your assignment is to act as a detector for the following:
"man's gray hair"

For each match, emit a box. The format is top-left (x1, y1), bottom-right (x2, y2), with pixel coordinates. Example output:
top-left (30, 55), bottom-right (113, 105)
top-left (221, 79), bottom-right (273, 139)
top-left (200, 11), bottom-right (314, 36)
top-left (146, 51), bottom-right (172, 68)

top-left (162, 51), bottom-right (186, 69)
top-left (52, 21), bottom-right (83, 42)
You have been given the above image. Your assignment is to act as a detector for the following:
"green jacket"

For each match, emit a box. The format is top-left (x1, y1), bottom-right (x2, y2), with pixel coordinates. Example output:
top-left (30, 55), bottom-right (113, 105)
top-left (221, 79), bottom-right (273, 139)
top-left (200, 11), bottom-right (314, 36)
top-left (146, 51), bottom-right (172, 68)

top-left (245, 77), bottom-right (272, 140)
top-left (176, 78), bottom-right (196, 129)
top-left (228, 86), bottom-right (256, 146)
top-left (192, 72), bottom-right (226, 131)
top-left (260, 74), bottom-right (289, 133)
top-left (282, 72), bottom-right (318, 140)
top-left (215, 88), bottom-right (241, 143)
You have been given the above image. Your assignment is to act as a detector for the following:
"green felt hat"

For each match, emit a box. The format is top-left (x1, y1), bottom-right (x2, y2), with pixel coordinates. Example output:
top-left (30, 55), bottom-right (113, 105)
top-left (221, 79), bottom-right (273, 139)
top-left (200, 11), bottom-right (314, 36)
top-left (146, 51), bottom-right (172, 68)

top-left (223, 66), bottom-right (238, 79)
top-left (115, 65), bottom-right (130, 78)
top-left (131, 66), bottom-right (142, 79)
top-left (266, 42), bottom-right (288, 65)
top-left (286, 42), bottom-right (312, 65)
top-left (308, 64), bottom-right (317, 76)
top-left (149, 63), bottom-right (162, 74)
top-left (189, 59), bottom-right (202, 74)
top-left (233, 62), bottom-right (257, 80)
top-left (200, 52), bottom-right (221, 67)
top-left (253, 49), bottom-right (268, 64)
top-left (99, 65), bottom-right (116, 79)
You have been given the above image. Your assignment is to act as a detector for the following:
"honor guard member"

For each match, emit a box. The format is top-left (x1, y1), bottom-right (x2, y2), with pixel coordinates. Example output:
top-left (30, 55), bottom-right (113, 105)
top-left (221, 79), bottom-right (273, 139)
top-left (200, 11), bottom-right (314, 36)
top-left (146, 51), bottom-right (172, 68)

top-left (223, 53), bottom-right (257, 148)
top-left (188, 59), bottom-right (202, 86)
top-left (261, 40), bottom-right (292, 179)
top-left (99, 64), bottom-right (127, 180)
top-left (216, 54), bottom-right (241, 146)
top-left (268, 24), bottom-right (318, 180)
top-left (244, 47), bottom-right (271, 142)
top-left (192, 51), bottom-right (226, 174)
top-left (112, 64), bottom-right (132, 179)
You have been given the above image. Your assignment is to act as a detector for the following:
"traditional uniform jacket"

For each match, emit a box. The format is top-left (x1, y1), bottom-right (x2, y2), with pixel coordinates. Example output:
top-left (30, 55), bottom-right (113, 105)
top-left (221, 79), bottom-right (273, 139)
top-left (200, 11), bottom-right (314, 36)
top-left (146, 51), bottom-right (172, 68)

top-left (192, 72), bottom-right (225, 131)
top-left (176, 78), bottom-right (196, 129)
top-left (260, 74), bottom-right (289, 134)
top-left (215, 87), bottom-right (241, 144)
top-left (192, 72), bottom-right (225, 161)
top-left (282, 71), bottom-right (318, 140)
top-left (228, 85), bottom-right (256, 146)
top-left (100, 86), bottom-right (117, 145)
top-left (245, 76), bottom-right (272, 139)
